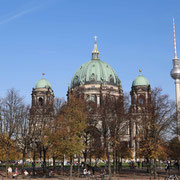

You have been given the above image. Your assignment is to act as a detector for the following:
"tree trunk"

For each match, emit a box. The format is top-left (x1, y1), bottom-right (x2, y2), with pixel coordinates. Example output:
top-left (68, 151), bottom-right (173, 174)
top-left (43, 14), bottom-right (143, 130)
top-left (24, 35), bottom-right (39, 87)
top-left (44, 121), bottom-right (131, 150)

top-left (53, 155), bottom-right (56, 170)
top-left (113, 150), bottom-right (116, 176)
top-left (77, 155), bottom-right (80, 177)
top-left (153, 159), bottom-right (157, 179)
top-left (32, 151), bottom-right (36, 176)
top-left (39, 145), bottom-right (42, 162)
top-left (106, 145), bottom-right (111, 180)
top-left (84, 149), bottom-right (87, 168)
top-left (62, 156), bottom-right (65, 176)
top-left (22, 148), bottom-right (26, 173)
top-left (70, 155), bottom-right (73, 179)
top-left (146, 158), bottom-right (150, 173)
top-left (43, 147), bottom-right (47, 174)
top-left (6, 145), bottom-right (10, 177)
top-left (89, 153), bottom-right (92, 166)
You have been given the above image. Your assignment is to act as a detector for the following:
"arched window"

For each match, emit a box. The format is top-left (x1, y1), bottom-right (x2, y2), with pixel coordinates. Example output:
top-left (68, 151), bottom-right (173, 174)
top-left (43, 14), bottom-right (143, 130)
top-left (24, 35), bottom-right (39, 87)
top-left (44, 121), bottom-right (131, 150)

top-left (138, 96), bottom-right (144, 105)
top-left (39, 97), bottom-right (44, 106)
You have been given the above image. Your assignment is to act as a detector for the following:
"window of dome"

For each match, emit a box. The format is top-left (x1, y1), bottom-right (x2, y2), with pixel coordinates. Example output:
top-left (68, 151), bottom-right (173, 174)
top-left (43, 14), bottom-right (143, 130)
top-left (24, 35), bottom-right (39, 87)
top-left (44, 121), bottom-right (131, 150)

top-left (74, 75), bottom-right (79, 84)
top-left (90, 73), bottom-right (96, 82)
top-left (109, 75), bottom-right (114, 83)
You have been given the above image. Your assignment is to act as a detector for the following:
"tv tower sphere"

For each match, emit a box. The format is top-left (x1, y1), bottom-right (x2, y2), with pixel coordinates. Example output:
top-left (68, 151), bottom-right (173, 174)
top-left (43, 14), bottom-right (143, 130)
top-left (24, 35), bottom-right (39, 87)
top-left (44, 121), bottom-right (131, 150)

top-left (170, 61), bottom-right (180, 80)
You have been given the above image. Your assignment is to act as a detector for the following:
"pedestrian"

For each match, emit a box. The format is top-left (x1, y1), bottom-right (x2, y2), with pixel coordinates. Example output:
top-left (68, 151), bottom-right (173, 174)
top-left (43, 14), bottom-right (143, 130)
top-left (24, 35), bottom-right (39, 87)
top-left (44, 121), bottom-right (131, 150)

top-left (100, 169), bottom-right (105, 180)
top-left (49, 170), bottom-right (53, 177)
top-left (87, 170), bottom-right (91, 178)
top-left (12, 167), bottom-right (18, 179)
top-left (137, 161), bottom-right (140, 168)
top-left (92, 166), bottom-right (95, 175)
top-left (24, 170), bottom-right (29, 177)
top-left (83, 168), bottom-right (87, 177)
top-left (8, 166), bottom-right (12, 176)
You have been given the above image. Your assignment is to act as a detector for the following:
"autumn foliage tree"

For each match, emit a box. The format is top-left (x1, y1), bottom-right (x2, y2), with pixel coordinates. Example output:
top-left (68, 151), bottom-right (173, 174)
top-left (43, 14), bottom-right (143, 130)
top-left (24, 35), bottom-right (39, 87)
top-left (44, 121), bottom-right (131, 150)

top-left (49, 96), bottom-right (87, 177)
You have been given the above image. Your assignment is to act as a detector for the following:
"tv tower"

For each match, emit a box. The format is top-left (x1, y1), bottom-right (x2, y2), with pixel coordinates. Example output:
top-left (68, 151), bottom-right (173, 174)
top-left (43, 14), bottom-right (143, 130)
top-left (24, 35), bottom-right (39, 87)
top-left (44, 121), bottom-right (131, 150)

top-left (170, 17), bottom-right (180, 138)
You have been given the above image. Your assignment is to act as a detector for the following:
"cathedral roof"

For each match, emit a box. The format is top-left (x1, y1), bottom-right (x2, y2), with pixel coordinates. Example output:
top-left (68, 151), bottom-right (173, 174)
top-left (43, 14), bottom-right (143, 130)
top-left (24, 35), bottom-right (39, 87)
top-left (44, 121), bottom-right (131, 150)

top-left (35, 74), bottom-right (52, 89)
top-left (70, 38), bottom-right (122, 89)
top-left (132, 74), bottom-right (149, 87)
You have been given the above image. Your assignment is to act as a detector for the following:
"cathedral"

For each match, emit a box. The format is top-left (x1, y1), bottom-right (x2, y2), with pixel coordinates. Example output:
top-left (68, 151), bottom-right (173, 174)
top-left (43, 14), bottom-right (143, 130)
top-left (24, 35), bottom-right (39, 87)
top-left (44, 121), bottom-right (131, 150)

top-left (30, 38), bottom-right (152, 159)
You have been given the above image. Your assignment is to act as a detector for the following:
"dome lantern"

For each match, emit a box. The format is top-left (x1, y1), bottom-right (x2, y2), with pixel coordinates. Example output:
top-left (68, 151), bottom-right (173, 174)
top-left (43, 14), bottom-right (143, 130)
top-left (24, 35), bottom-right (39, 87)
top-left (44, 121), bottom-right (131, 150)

top-left (92, 36), bottom-right (100, 60)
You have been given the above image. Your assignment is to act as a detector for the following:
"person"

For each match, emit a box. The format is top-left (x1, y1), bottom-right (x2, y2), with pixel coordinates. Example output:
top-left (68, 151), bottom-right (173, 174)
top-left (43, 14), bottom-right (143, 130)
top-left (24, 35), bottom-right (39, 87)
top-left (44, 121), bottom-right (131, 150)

top-left (177, 161), bottom-right (179, 171)
top-left (12, 168), bottom-right (18, 179)
top-left (83, 168), bottom-right (87, 177)
top-left (49, 170), bottom-right (53, 177)
top-left (92, 165), bottom-right (95, 175)
top-left (165, 161), bottom-right (170, 172)
top-left (15, 168), bottom-right (18, 174)
top-left (87, 170), bottom-right (91, 178)
top-left (8, 166), bottom-right (12, 176)
top-left (24, 170), bottom-right (28, 176)
top-left (131, 161), bottom-right (135, 169)
top-left (100, 169), bottom-right (105, 180)
top-left (137, 161), bottom-right (140, 168)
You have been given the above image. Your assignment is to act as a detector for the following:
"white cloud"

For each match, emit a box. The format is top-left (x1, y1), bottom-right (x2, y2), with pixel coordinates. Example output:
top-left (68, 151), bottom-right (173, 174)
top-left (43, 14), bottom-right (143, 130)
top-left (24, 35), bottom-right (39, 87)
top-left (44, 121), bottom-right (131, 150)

top-left (0, 6), bottom-right (39, 25)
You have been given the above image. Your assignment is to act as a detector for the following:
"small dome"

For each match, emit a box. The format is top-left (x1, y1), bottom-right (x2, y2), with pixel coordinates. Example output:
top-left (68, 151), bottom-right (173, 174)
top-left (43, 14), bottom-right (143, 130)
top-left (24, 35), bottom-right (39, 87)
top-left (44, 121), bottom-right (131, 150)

top-left (35, 78), bottom-right (52, 89)
top-left (132, 75), bottom-right (149, 86)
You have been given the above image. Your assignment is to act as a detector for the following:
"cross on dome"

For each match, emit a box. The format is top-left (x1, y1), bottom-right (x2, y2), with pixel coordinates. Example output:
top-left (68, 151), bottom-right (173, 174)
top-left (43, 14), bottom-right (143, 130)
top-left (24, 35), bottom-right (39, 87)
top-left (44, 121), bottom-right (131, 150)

top-left (94, 36), bottom-right (97, 43)
top-left (92, 36), bottom-right (99, 60)
top-left (139, 69), bottom-right (142, 75)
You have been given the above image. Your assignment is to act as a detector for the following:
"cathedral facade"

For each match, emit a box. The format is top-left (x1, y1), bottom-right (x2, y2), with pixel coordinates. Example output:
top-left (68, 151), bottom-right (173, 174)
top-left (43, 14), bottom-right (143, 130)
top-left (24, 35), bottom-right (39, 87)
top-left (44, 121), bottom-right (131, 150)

top-left (30, 38), bottom-right (152, 159)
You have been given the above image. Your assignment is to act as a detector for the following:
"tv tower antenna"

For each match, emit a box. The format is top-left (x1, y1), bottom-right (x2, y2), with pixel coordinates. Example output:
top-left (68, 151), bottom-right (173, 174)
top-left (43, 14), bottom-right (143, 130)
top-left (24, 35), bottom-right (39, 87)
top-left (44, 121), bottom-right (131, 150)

top-left (171, 17), bottom-right (180, 139)
top-left (173, 17), bottom-right (178, 59)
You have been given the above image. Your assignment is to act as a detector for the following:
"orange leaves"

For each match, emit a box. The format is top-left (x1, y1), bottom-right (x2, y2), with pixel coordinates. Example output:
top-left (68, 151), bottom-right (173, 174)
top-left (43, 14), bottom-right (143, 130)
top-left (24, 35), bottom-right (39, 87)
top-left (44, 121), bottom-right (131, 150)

top-left (0, 133), bottom-right (21, 161)
top-left (48, 96), bottom-right (87, 158)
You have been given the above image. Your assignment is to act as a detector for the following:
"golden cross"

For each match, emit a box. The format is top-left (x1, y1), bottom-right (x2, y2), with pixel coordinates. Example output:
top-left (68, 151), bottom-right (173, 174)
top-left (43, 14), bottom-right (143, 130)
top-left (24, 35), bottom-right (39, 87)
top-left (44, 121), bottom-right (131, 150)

top-left (139, 69), bottom-right (142, 73)
top-left (94, 36), bottom-right (97, 42)
top-left (42, 73), bottom-right (45, 78)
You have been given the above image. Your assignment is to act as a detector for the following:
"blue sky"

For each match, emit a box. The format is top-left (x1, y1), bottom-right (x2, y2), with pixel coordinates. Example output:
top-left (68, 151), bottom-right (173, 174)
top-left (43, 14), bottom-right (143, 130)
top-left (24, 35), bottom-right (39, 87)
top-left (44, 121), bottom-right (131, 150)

top-left (0, 0), bottom-right (179, 104)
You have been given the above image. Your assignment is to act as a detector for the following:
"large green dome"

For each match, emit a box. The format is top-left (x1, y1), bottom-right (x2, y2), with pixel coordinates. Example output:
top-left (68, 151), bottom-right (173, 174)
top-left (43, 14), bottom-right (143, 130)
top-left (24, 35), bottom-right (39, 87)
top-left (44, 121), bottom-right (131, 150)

top-left (132, 75), bottom-right (149, 86)
top-left (71, 60), bottom-right (121, 88)
top-left (35, 78), bottom-right (52, 89)
top-left (71, 39), bottom-right (122, 89)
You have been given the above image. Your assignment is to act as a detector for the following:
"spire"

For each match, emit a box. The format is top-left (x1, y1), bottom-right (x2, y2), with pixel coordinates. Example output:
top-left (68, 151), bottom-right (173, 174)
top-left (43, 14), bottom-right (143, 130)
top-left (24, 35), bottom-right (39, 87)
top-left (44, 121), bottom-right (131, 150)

top-left (173, 17), bottom-right (178, 59)
top-left (92, 36), bottom-right (100, 60)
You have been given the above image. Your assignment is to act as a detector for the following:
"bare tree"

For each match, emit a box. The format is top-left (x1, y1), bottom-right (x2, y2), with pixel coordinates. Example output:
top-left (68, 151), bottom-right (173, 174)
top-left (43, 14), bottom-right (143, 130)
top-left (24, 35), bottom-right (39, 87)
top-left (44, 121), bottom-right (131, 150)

top-left (0, 88), bottom-right (27, 174)
top-left (16, 104), bottom-right (30, 172)
top-left (136, 88), bottom-right (175, 178)
top-left (54, 97), bottom-right (65, 116)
